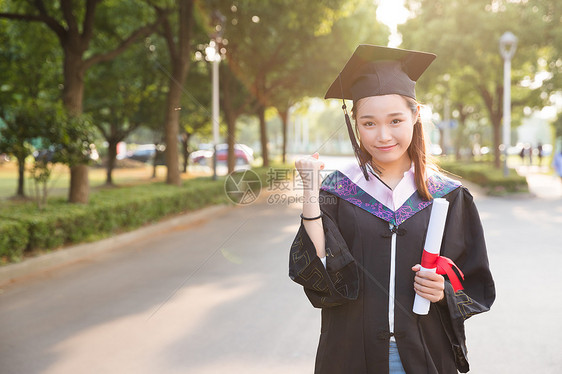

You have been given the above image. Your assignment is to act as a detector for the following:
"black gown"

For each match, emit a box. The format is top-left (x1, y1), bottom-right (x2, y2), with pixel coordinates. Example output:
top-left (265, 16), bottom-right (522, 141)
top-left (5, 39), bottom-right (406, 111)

top-left (289, 168), bottom-right (495, 374)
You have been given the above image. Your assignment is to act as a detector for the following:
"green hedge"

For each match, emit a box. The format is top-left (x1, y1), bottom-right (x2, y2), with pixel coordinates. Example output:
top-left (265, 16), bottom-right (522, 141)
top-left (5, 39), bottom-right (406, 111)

top-left (0, 220), bottom-right (29, 262)
top-left (0, 165), bottom-right (288, 265)
top-left (438, 160), bottom-right (528, 195)
top-left (0, 177), bottom-right (229, 264)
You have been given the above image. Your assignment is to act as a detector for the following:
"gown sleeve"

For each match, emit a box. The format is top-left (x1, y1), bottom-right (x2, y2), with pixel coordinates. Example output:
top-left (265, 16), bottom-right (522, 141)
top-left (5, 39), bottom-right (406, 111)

top-left (289, 189), bottom-right (359, 308)
top-left (435, 187), bottom-right (496, 373)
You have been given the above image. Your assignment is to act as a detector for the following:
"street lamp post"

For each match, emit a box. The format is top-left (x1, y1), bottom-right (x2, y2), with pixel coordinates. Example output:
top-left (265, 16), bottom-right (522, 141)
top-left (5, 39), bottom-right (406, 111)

top-left (206, 40), bottom-right (221, 180)
top-left (206, 11), bottom-right (225, 181)
top-left (499, 31), bottom-right (518, 177)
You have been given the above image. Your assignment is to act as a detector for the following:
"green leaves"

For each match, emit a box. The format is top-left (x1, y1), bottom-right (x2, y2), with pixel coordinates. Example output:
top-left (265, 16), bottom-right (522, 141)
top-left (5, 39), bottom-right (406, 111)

top-left (399, 0), bottom-right (559, 164)
top-left (0, 101), bottom-right (50, 160)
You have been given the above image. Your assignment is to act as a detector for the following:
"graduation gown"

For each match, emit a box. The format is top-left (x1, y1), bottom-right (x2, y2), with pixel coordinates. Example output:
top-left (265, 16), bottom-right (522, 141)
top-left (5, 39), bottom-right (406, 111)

top-left (289, 165), bottom-right (495, 374)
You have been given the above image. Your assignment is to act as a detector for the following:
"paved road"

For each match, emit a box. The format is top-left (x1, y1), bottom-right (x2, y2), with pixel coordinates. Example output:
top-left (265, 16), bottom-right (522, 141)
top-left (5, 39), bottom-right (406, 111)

top-left (0, 197), bottom-right (319, 374)
top-left (1, 167), bottom-right (562, 373)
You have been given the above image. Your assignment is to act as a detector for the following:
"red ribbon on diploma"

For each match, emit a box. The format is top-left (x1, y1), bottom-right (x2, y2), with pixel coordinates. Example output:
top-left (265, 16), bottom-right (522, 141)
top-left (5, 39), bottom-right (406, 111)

top-left (421, 251), bottom-right (465, 292)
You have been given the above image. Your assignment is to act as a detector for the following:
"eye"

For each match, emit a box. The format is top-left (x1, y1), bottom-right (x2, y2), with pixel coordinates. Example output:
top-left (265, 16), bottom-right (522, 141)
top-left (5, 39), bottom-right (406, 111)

top-left (362, 121), bottom-right (375, 127)
top-left (390, 118), bottom-right (402, 125)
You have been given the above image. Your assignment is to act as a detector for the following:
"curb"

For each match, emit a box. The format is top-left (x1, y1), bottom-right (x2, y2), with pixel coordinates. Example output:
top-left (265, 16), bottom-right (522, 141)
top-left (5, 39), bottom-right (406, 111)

top-left (0, 204), bottom-right (234, 286)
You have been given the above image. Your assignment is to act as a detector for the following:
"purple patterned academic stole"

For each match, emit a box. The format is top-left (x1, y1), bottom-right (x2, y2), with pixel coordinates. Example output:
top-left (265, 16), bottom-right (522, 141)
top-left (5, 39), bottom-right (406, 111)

top-left (320, 171), bottom-right (461, 226)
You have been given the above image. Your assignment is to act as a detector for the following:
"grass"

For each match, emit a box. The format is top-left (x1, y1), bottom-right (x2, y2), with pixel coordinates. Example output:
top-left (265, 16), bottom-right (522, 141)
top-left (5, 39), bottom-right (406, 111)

top-left (437, 157), bottom-right (529, 195)
top-left (0, 160), bottom-right (211, 201)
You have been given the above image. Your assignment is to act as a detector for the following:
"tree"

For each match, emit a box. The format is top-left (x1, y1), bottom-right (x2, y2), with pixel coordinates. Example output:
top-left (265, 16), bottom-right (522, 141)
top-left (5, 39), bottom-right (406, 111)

top-left (212, 0), bottom-right (350, 167)
top-left (0, 16), bottom-right (60, 198)
top-left (400, 0), bottom-right (552, 168)
top-left (0, 103), bottom-right (44, 198)
top-left (516, 0), bottom-right (562, 98)
top-left (179, 55), bottom-right (216, 172)
top-left (85, 40), bottom-right (167, 185)
top-left (217, 60), bottom-right (252, 172)
top-left (416, 73), bottom-right (486, 159)
top-left (152, 0), bottom-right (195, 186)
top-left (0, 0), bottom-right (166, 202)
top-left (266, 0), bottom-right (390, 163)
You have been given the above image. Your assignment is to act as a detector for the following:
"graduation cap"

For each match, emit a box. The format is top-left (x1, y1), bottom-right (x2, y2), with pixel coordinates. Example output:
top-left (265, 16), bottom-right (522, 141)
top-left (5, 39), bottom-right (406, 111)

top-left (325, 45), bottom-right (437, 180)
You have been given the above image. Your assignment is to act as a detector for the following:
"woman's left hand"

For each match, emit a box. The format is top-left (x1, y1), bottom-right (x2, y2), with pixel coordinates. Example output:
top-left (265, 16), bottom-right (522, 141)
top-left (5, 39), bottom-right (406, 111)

top-left (412, 264), bottom-right (445, 303)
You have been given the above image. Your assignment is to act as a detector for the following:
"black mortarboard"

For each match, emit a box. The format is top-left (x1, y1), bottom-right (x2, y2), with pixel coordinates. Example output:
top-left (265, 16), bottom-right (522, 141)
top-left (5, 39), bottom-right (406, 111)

top-left (325, 45), bottom-right (436, 101)
top-left (325, 45), bottom-right (436, 179)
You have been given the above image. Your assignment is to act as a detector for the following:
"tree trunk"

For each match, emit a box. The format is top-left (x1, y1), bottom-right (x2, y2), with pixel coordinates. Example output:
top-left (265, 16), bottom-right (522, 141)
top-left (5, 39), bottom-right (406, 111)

top-left (106, 139), bottom-right (118, 185)
top-left (152, 161), bottom-right (158, 179)
top-left (454, 124), bottom-right (463, 161)
top-left (66, 161), bottom-right (89, 204)
top-left (492, 120), bottom-right (502, 168)
top-left (16, 155), bottom-right (25, 197)
top-left (63, 46), bottom-right (90, 203)
top-left (41, 179), bottom-right (48, 207)
top-left (69, 164), bottom-right (89, 204)
top-left (226, 112), bottom-right (237, 174)
top-left (62, 48), bottom-right (85, 116)
top-left (220, 63), bottom-right (239, 174)
top-left (454, 108), bottom-right (468, 161)
top-left (492, 85), bottom-right (504, 169)
top-left (258, 105), bottom-right (269, 167)
top-left (152, 141), bottom-right (159, 179)
top-left (478, 84), bottom-right (503, 169)
top-left (279, 109), bottom-right (288, 164)
top-left (162, 0), bottom-right (194, 186)
top-left (164, 81), bottom-right (181, 185)
top-left (438, 128), bottom-right (445, 156)
top-left (181, 132), bottom-right (190, 173)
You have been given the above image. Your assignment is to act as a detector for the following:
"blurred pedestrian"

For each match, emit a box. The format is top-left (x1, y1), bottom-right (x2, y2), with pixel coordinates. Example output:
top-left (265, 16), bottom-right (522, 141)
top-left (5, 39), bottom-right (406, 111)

top-left (553, 150), bottom-right (562, 183)
top-left (289, 45), bottom-right (495, 374)
top-left (527, 144), bottom-right (533, 165)
top-left (537, 142), bottom-right (543, 166)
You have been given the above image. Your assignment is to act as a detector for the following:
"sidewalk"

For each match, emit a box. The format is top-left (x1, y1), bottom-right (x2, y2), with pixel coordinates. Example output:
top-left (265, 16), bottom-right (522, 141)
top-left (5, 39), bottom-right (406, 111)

top-left (516, 165), bottom-right (562, 199)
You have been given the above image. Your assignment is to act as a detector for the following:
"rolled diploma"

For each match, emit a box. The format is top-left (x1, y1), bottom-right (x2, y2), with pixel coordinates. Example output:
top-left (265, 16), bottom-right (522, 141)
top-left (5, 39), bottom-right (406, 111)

top-left (413, 198), bottom-right (449, 315)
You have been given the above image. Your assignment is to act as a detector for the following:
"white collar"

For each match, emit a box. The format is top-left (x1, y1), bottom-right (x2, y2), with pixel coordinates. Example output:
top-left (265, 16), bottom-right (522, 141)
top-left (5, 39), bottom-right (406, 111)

top-left (339, 162), bottom-right (417, 211)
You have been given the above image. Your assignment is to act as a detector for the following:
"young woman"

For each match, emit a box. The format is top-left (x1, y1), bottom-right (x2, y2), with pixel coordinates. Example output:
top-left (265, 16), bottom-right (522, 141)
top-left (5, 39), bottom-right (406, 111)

top-left (289, 45), bottom-right (495, 374)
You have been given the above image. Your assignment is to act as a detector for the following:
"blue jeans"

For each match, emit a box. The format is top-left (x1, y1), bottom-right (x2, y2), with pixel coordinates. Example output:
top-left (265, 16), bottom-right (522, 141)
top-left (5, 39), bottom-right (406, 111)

top-left (389, 340), bottom-right (406, 374)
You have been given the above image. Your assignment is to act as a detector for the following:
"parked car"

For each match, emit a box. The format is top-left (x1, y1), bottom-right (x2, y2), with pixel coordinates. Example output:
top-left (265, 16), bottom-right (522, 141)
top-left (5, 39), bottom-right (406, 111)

top-left (33, 149), bottom-right (56, 162)
top-left (126, 144), bottom-right (166, 165)
top-left (190, 149), bottom-right (213, 165)
top-left (190, 143), bottom-right (254, 165)
top-left (32, 144), bottom-right (99, 163)
top-left (126, 144), bottom-right (156, 163)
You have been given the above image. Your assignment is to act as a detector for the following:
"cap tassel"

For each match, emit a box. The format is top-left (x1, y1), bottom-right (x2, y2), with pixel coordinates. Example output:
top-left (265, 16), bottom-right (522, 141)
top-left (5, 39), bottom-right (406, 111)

top-left (338, 73), bottom-right (371, 180)
top-left (342, 102), bottom-right (370, 181)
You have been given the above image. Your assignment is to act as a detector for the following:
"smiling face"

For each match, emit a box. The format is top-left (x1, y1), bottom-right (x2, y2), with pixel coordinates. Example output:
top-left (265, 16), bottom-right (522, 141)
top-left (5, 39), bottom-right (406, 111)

top-left (355, 94), bottom-right (419, 174)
